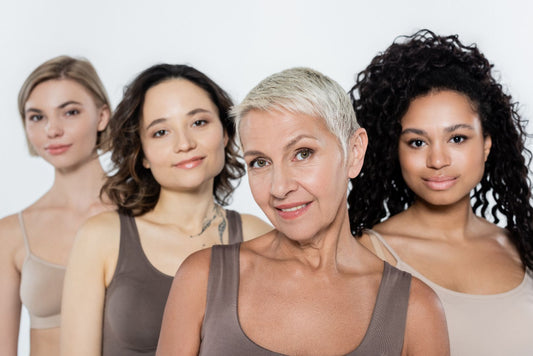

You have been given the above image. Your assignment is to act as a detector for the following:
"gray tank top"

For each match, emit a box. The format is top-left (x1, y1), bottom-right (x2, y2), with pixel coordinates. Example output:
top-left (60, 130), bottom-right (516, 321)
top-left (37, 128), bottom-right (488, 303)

top-left (199, 243), bottom-right (412, 356)
top-left (102, 210), bottom-right (243, 356)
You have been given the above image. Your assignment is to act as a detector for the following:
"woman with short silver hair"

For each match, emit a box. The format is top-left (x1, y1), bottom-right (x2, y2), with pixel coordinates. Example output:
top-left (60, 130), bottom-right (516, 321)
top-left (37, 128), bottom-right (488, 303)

top-left (157, 67), bottom-right (449, 356)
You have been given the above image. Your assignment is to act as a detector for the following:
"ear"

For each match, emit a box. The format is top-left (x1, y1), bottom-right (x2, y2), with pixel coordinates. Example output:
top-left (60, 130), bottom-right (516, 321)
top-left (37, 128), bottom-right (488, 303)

top-left (142, 157), bottom-right (151, 169)
top-left (347, 128), bottom-right (368, 179)
top-left (97, 104), bottom-right (111, 132)
top-left (223, 129), bottom-right (229, 147)
top-left (483, 135), bottom-right (492, 162)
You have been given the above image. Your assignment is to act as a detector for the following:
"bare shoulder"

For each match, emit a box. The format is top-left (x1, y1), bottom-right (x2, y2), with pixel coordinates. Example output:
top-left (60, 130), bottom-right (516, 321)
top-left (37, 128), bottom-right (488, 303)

top-left (408, 276), bottom-right (443, 312)
top-left (0, 213), bottom-right (25, 264)
top-left (175, 247), bottom-right (212, 280)
top-left (73, 210), bottom-right (121, 255)
top-left (238, 213), bottom-right (273, 241)
top-left (0, 213), bottom-right (23, 246)
top-left (358, 228), bottom-right (398, 265)
top-left (404, 276), bottom-right (449, 355)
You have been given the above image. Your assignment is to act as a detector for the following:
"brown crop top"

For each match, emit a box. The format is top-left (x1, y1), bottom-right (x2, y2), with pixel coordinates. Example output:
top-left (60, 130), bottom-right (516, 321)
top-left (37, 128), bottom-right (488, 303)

top-left (18, 211), bottom-right (66, 329)
top-left (102, 210), bottom-right (243, 356)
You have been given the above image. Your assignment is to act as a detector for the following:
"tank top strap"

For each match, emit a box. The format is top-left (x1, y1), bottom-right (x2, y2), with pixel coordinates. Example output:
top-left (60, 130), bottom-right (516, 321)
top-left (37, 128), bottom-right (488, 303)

top-left (226, 209), bottom-right (243, 244)
top-left (353, 262), bottom-right (411, 355)
top-left (201, 243), bottom-right (241, 340)
top-left (114, 213), bottom-right (145, 275)
top-left (365, 229), bottom-right (403, 264)
top-left (18, 211), bottom-right (31, 255)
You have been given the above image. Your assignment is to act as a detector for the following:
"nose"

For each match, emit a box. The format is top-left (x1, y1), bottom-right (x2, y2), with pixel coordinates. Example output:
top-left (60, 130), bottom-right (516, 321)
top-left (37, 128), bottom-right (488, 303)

top-left (426, 143), bottom-right (450, 170)
top-left (45, 117), bottom-right (64, 138)
top-left (270, 164), bottom-right (297, 199)
top-left (174, 128), bottom-right (196, 153)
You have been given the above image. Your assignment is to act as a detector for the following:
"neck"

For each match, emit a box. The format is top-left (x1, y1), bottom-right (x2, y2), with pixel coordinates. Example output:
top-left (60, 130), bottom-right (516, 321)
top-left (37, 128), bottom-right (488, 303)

top-left (47, 154), bottom-right (108, 210)
top-left (277, 202), bottom-right (359, 271)
top-left (405, 195), bottom-right (479, 240)
top-left (147, 183), bottom-right (218, 231)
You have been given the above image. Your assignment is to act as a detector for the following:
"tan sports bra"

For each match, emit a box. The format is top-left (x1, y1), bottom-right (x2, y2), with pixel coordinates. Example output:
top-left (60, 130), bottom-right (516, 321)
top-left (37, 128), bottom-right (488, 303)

top-left (18, 212), bottom-right (66, 329)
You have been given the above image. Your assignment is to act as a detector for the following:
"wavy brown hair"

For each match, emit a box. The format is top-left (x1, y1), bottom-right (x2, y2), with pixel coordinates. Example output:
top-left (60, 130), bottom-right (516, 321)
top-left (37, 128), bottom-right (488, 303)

top-left (348, 29), bottom-right (533, 269)
top-left (102, 64), bottom-right (245, 216)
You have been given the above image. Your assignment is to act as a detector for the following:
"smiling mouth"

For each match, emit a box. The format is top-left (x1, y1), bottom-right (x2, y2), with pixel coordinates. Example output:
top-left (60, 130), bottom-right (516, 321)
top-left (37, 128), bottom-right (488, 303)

top-left (278, 203), bottom-right (310, 212)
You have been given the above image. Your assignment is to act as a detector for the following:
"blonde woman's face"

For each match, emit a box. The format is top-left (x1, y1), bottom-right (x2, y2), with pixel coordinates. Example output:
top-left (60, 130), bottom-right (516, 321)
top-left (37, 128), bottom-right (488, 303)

top-left (23, 79), bottom-right (109, 171)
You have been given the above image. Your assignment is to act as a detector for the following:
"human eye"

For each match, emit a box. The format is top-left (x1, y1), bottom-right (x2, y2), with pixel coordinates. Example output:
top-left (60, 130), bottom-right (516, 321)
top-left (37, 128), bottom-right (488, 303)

top-left (153, 129), bottom-right (169, 138)
top-left (27, 114), bottom-right (44, 122)
top-left (408, 139), bottom-right (426, 148)
top-left (192, 119), bottom-right (208, 127)
top-left (249, 158), bottom-right (270, 169)
top-left (294, 148), bottom-right (313, 161)
top-left (449, 135), bottom-right (467, 144)
top-left (65, 109), bottom-right (80, 117)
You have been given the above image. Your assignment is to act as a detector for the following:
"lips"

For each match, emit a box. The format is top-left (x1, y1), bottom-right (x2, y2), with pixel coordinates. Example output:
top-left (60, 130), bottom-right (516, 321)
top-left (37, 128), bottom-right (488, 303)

top-left (174, 156), bottom-right (205, 169)
top-left (45, 144), bottom-right (72, 155)
top-left (275, 202), bottom-right (312, 220)
top-left (423, 176), bottom-right (458, 190)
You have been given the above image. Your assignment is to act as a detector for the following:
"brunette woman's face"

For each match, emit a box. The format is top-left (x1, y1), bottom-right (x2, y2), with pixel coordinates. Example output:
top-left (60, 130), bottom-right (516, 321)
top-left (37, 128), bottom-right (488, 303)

top-left (140, 79), bottom-right (227, 193)
top-left (398, 90), bottom-right (491, 207)
top-left (24, 79), bottom-right (109, 171)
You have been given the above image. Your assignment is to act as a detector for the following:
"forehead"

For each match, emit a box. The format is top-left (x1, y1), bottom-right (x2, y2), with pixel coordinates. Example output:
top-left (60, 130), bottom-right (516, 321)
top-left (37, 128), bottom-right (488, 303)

top-left (142, 79), bottom-right (217, 116)
top-left (402, 90), bottom-right (480, 128)
top-left (26, 79), bottom-right (94, 108)
top-left (239, 109), bottom-right (333, 147)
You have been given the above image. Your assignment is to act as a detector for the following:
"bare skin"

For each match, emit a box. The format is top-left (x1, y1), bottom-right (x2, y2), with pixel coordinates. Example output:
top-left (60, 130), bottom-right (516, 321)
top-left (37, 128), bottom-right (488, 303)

top-left (0, 78), bottom-right (111, 356)
top-left (360, 91), bottom-right (524, 295)
top-left (157, 108), bottom-right (449, 355)
top-left (60, 78), bottom-right (272, 356)
top-left (0, 157), bottom-right (114, 356)
top-left (360, 198), bottom-right (524, 295)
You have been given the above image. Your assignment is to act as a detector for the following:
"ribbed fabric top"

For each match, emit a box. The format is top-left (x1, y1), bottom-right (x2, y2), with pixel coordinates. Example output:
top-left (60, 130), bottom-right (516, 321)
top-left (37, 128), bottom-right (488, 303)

top-left (367, 229), bottom-right (533, 356)
top-left (103, 210), bottom-right (242, 356)
top-left (199, 243), bottom-right (411, 356)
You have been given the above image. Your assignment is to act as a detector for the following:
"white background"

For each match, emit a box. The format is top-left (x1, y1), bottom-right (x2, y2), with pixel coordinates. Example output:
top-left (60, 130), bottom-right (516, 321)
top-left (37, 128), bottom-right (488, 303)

top-left (1, 0), bottom-right (532, 354)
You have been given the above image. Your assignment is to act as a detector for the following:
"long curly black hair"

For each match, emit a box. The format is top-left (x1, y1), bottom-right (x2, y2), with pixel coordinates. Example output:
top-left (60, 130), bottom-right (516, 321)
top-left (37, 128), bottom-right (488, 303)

top-left (102, 64), bottom-right (245, 216)
top-left (348, 29), bottom-right (533, 269)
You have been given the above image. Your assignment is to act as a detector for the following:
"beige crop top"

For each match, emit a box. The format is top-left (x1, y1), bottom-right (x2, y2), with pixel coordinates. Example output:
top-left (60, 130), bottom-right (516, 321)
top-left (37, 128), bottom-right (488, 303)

top-left (18, 212), bottom-right (66, 329)
top-left (367, 229), bottom-right (533, 356)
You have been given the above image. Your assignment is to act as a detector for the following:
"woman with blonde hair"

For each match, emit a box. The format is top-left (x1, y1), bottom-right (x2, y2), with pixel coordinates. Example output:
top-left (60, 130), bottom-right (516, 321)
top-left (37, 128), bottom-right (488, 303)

top-left (0, 55), bottom-right (113, 355)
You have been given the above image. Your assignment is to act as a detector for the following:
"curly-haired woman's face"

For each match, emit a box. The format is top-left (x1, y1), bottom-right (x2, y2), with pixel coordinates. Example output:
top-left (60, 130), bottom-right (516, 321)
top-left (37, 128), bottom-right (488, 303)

top-left (140, 78), bottom-right (227, 193)
top-left (398, 90), bottom-right (491, 207)
top-left (24, 79), bottom-right (110, 170)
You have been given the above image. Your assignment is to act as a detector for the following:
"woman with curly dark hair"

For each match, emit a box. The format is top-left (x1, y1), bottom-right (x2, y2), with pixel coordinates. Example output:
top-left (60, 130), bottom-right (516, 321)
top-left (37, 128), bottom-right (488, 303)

top-left (60, 64), bottom-right (271, 356)
top-left (349, 29), bottom-right (533, 355)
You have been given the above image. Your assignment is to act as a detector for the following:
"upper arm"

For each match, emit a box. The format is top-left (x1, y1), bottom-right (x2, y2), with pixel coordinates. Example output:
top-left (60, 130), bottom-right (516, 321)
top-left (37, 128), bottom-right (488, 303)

top-left (60, 212), bottom-right (119, 356)
top-left (403, 277), bottom-right (450, 356)
top-left (0, 215), bottom-right (23, 355)
top-left (240, 214), bottom-right (272, 241)
top-left (156, 248), bottom-right (211, 356)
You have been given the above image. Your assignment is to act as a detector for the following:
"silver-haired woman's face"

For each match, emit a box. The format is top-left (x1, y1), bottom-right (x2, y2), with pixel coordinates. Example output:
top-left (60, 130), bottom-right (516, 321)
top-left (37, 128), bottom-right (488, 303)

top-left (239, 108), bottom-right (367, 243)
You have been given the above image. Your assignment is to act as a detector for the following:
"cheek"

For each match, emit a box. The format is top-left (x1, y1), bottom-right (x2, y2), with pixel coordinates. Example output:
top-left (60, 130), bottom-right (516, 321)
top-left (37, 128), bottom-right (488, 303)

top-left (248, 173), bottom-right (270, 207)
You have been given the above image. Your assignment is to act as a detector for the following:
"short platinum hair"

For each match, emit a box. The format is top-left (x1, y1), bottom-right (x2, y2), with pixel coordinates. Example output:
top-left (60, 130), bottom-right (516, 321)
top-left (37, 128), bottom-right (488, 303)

top-left (232, 67), bottom-right (360, 155)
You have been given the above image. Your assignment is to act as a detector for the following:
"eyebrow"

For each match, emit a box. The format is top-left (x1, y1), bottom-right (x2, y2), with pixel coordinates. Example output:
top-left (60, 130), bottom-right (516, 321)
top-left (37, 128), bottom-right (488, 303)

top-left (401, 124), bottom-right (475, 136)
top-left (145, 118), bottom-right (167, 131)
top-left (25, 101), bottom-right (82, 115)
top-left (243, 134), bottom-right (316, 158)
top-left (144, 108), bottom-right (214, 131)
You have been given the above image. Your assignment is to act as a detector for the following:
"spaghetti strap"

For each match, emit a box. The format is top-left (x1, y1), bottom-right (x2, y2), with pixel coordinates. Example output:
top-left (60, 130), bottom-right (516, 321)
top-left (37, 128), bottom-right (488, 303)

top-left (18, 211), bottom-right (31, 254)
top-left (369, 233), bottom-right (386, 260)
top-left (365, 229), bottom-right (403, 264)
